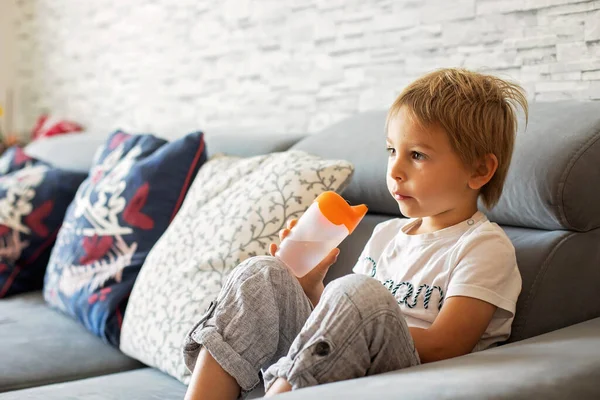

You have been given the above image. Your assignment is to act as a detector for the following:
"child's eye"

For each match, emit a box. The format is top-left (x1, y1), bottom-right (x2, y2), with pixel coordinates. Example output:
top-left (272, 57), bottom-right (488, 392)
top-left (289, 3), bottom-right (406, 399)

top-left (386, 147), bottom-right (395, 156)
top-left (411, 151), bottom-right (426, 161)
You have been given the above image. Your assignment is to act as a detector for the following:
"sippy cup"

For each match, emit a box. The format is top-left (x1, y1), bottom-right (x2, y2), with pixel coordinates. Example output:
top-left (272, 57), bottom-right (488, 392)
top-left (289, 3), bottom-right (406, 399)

top-left (275, 191), bottom-right (368, 278)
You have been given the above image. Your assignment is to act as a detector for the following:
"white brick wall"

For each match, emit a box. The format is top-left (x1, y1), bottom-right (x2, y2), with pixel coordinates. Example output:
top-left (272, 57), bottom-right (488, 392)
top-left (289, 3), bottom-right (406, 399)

top-left (0, 1), bottom-right (17, 135)
top-left (8, 0), bottom-right (600, 138)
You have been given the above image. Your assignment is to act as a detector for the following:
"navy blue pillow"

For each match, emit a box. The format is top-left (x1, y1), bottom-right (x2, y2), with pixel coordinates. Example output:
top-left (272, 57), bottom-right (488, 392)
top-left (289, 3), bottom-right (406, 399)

top-left (43, 130), bottom-right (207, 346)
top-left (0, 146), bottom-right (36, 174)
top-left (0, 148), bottom-right (87, 297)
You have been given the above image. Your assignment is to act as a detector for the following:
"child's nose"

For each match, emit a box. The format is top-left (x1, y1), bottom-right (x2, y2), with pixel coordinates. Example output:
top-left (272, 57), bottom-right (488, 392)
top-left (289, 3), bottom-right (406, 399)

top-left (389, 158), bottom-right (407, 181)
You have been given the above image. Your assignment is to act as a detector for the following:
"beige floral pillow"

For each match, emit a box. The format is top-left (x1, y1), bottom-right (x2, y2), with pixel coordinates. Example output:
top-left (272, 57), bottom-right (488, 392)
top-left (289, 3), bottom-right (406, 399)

top-left (119, 150), bottom-right (354, 382)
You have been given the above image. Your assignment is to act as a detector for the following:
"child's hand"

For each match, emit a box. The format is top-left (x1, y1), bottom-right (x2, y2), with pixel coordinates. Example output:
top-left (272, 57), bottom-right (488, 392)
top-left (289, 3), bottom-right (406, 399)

top-left (270, 219), bottom-right (340, 307)
top-left (268, 218), bottom-right (298, 257)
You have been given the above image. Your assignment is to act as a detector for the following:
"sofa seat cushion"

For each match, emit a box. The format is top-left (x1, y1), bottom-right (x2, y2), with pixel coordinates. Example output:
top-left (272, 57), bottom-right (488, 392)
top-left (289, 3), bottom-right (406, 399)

top-left (0, 291), bottom-right (144, 393)
top-left (4, 319), bottom-right (599, 399)
top-left (0, 369), bottom-right (186, 400)
top-left (276, 316), bottom-right (600, 400)
top-left (0, 367), bottom-right (266, 400)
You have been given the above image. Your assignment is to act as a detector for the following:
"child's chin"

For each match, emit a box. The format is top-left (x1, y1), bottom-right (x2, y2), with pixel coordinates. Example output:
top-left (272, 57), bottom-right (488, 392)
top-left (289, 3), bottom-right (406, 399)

top-left (398, 205), bottom-right (422, 219)
top-left (398, 205), bottom-right (413, 217)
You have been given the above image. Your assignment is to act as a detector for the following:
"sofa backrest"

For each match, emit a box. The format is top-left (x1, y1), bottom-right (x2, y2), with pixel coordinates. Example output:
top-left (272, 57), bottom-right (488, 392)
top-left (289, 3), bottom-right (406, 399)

top-left (292, 101), bottom-right (600, 344)
top-left (24, 129), bottom-right (307, 173)
top-left (205, 131), bottom-right (306, 158)
top-left (26, 104), bottom-right (600, 344)
top-left (25, 132), bottom-right (108, 173)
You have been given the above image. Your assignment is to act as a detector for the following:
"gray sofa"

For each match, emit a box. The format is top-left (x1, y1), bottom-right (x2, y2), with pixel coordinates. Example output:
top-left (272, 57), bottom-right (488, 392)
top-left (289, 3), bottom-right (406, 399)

top-left (2, 101), bottom-right (600, 399)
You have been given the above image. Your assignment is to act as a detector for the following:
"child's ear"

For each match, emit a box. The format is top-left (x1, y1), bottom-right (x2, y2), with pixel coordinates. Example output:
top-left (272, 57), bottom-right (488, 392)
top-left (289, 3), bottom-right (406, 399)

top-left (468, 153), bottom-right (498, 190)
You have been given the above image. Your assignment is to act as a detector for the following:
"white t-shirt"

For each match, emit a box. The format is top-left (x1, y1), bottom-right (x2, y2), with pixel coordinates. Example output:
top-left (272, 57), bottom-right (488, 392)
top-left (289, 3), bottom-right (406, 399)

top-left (352, 211), bottom-right (522, 352)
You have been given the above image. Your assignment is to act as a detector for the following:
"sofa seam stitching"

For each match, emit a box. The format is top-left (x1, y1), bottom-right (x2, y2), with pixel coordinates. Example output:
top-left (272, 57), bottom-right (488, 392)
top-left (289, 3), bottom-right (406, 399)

top-left (514, 231), bottom-right (575, 339)
top-left (557, 126), bottom-right (600, 230)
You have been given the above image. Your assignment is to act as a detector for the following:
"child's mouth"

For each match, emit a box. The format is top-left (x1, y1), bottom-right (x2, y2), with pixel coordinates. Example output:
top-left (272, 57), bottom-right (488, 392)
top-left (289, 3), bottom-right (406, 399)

top-left (394, 194), bottom-right (411, 201)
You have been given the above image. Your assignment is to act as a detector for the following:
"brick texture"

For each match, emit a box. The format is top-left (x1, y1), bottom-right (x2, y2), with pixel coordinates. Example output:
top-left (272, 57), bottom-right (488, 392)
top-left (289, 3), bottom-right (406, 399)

top-left (8, 0), bottom-right (600, 137)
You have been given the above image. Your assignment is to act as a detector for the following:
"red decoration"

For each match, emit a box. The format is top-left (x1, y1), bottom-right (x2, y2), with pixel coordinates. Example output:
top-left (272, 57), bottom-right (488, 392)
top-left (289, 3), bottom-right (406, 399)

top-left (24, 200), bottom-right (54, 237)
top-left (31, 114), bottom-right (84, 141)
top-left (80, 235), bottom-right (114, 265)
top-left (123, 183), bottom-right (154, 230)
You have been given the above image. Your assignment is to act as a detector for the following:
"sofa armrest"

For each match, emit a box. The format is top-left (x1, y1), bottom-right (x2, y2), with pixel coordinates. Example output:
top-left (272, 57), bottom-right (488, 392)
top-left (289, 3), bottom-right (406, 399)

top-left (275, 317), bottom-right (600, 399)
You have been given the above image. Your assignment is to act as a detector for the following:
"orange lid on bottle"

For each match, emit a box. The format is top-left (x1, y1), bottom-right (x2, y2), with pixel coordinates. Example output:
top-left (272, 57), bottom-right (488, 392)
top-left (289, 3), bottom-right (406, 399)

top-left (314, 191), bottom-right (368, 234)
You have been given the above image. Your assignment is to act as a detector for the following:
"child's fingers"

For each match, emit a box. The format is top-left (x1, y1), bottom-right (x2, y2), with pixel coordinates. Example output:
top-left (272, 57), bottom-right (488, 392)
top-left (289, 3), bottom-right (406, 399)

top-left (279, 228), bottom-right (290, 241)
top-left (324, 248), bottom-right (340, 266)
top-left (269, 243), bottom-right (277, 256)
top-left (287, 219), bottom-right (297, 229)
top-left (327, 248), bottom-right (340, 264)
top-left (313, 248), bottom-right (340, 275)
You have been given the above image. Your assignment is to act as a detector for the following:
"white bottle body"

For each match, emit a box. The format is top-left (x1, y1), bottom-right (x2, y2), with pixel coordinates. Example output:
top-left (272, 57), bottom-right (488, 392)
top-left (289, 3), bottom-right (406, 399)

top-left (275, 202), bottom-right (349, 277)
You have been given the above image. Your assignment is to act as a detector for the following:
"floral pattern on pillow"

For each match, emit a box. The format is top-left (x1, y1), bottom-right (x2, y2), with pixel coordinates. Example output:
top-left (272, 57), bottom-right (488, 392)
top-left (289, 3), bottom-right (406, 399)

top-left (120, 150), bottom-right (354, 382)
top-left (43, 130), bottom-right (207, 346)
top-left (0, 160), bottom-right (87, 297)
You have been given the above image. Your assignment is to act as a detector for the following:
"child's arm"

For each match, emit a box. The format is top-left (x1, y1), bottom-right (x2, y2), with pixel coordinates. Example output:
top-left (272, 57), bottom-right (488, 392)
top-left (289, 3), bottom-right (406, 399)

top-left (408, 296), bottom-right (496, 363)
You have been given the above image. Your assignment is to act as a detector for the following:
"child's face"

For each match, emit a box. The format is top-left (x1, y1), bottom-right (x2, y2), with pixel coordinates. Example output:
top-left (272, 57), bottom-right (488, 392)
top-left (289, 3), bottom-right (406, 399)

top-left (386, 106), bottom-right (476, 222)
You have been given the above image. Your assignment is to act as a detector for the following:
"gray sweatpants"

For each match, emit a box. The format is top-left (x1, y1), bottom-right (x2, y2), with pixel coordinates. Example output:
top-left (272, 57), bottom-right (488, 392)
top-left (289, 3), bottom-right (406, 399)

top-left (183, 256), bottom-right (420, 398)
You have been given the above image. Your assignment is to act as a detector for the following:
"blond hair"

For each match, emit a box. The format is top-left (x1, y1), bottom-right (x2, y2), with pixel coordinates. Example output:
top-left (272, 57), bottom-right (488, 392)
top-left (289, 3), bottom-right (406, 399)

top-left (387, 68), bottom-right (528, 209)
